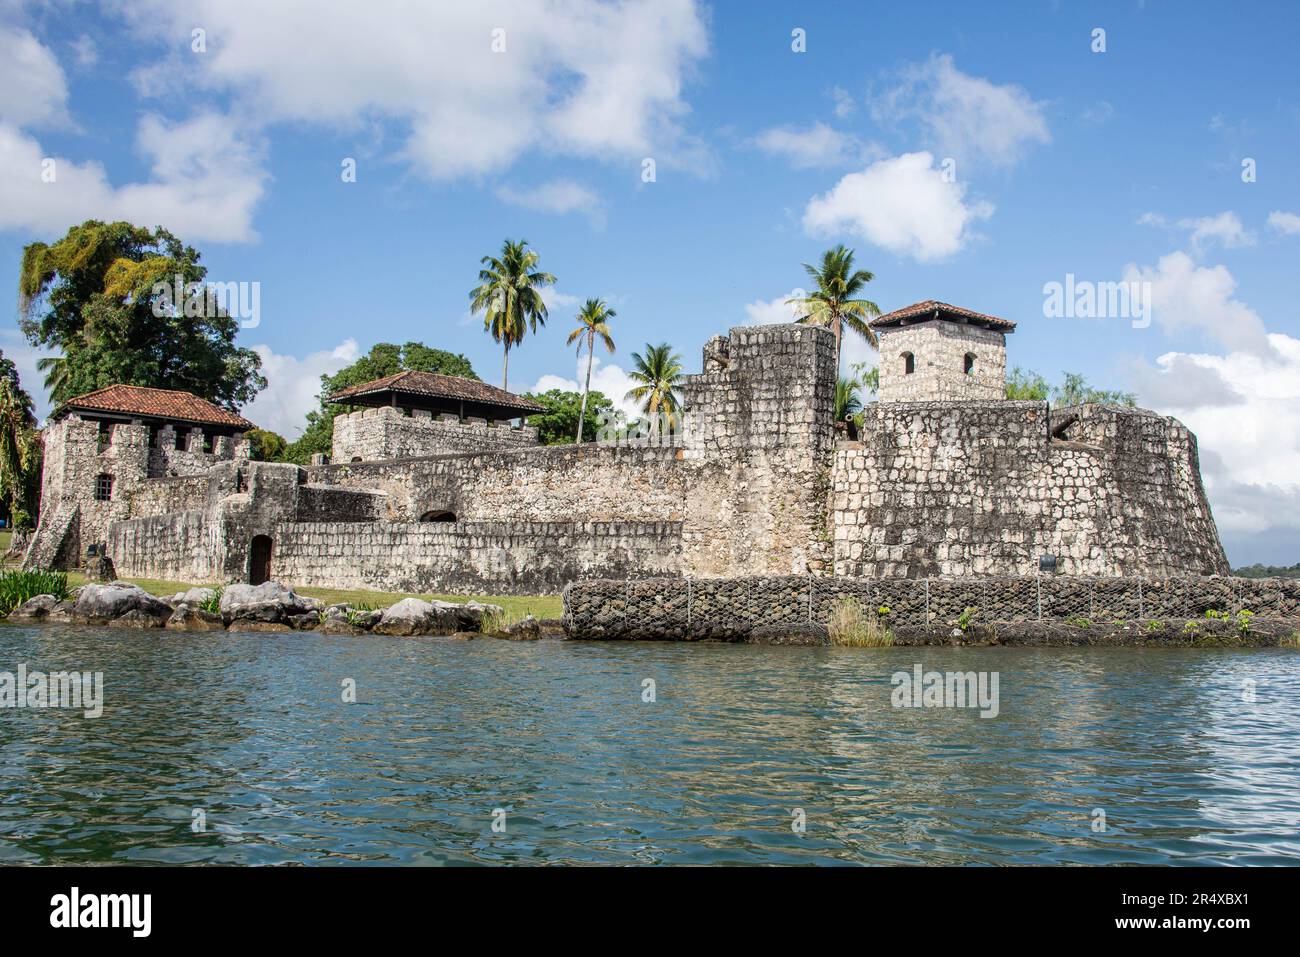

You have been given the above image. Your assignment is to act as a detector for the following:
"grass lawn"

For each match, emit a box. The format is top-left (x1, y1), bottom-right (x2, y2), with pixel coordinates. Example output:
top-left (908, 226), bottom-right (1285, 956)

top-left (64, 572), bottom-right (563, 621)
top-left (0, 529), bottom-right (11, 553)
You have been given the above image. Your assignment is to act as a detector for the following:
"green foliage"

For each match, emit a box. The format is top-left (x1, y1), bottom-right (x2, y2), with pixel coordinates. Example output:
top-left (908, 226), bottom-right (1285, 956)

top-left (566, 298), bottom-right (617, 443)
top-left (787, 245), bottom-right (881, 371)
top-left (0, 568), bottom-right (69, 616)
top-left (1232, 562), bottom-right (1300, 580)
top-left (834, 376), bottom-right (863, 422)
top-left (1235, 609), bottom-right (1254, 635)
top-left (18, 220), bottom-right (265, 409)
top-left (245, 429), bottom-right (288, 462)
top-left (469, 239), bottom-right (556, 390)
top-left (346, 602), bottom-right (376, 626)
top-left (1145, 619), bottom-right (1167, 633)
top-left (828, 596), bottom-right (894, 646)
top-left (523, 389), bottom-right (618, 445)
top-left (0, 366), bottom-right (41, 530)
top-left (1066, 616), bottom-right (1092, 629)
top-left (199, 587), bottom-right (223, 616)
top-left (1005, 368), bottom-right (1135, 406)
top-left (1182, 620), bottom-right (1201, 634)
top-left (625, 343), bottom-right (684, 429)
top-left (956, 606), bottom-right (977, 631)
top-left (283, 342), bottom-right (477, 464)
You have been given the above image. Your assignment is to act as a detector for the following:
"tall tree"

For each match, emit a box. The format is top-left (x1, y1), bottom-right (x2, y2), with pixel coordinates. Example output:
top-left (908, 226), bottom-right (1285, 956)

top-left (786, 244), bottom-right (881, 373)
top-left (283, 342), bottom-right (477, 464)
top-left (523, 389), bottom-right (618, 445)
top-left (625, 343), bottom-right (684, 431)
top-left (469, 239), bottom-right (555, 390)
top-left (566, 298), bottom-right (616, 443)
top-left (0, 356), bottom-right (40, 532)
top-left (18, 220), bottom-right (265, 409)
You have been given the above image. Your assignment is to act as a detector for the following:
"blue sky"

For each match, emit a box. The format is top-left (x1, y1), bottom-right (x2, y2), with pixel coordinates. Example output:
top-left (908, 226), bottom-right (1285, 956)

top-left (1, 0), bottom-right (1297, 564)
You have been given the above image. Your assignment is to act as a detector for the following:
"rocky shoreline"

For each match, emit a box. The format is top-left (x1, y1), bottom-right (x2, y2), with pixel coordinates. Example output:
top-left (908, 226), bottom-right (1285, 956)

top-left (4, 580), bottom-right (559, 640)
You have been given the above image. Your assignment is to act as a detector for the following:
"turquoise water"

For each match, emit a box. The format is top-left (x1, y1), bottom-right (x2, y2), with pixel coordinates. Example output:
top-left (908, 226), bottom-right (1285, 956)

top-left (1, 624), bottom-right (1298, 865)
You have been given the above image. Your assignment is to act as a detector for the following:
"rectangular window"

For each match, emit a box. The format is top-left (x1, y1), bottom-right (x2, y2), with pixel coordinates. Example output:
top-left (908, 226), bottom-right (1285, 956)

top-left (94, 474), bottom-right (114, 502)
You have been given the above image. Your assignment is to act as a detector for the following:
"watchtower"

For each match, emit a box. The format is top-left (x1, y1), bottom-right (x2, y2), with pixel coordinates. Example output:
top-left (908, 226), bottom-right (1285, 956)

top-left (872, 300), bottom-right (1015, 402)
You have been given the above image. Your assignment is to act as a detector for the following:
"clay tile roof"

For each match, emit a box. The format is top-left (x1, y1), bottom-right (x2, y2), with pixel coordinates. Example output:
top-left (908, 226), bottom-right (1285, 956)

top-left (58, 385), bottom-right (255, 430)
top-left (870, 300), bottom-right (1017, 332)
top-left (326, 370), bottom-right (546, 414)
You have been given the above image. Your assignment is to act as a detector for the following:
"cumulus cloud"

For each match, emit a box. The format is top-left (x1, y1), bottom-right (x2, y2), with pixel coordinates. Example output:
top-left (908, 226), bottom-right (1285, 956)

top-left (1139, 210), bottom-right (1255, 252)
top-left (829, 86), bottom-right (856, 119)
top-left (1267, 210), bottom-right (1300, 235)
top-left (242, 339), bottom-right (361, 437)
top-left (496, 179), bottom-right (605, 228)
top-left (1137, 334), bottom-right (1300, 540)
top-left (0, 26), bottom-right (69, 128)
top-left (870, 53), bottom-right (1050, 169)
top-left (802, 151), bottom-right (993, 261)
top-left (1121, 251), bottom-right (1273, 355)
top-left (115, 0), bottom-right (711, 181)
top-left (531, 354), bottom-right (642, 421)
top-left (752, 122), bottom-right (874, 169)
top-left (743, 294), bottom-right (802, 325)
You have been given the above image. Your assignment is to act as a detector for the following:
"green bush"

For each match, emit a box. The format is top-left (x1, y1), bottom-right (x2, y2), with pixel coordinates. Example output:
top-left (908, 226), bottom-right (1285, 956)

top-left (199, 586), bottom-right (223, 616)
top-left (0, 568), bottom-right (70, 617)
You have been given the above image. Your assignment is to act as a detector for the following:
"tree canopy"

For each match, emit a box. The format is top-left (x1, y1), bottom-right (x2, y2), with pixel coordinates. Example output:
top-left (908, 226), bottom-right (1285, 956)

top-left (523, 388), bottom-right (617, 445)
top-left (18, 220), bottom-right (265, 410)
top-left (283, 342), bottom-right (477, 464)
top-left (1006, 368), bottom-right (1136, 406)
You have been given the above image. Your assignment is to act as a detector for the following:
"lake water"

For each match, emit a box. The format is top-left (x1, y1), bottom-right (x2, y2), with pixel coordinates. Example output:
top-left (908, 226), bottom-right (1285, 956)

top-left (2, 624), bottom-right (1298, 865)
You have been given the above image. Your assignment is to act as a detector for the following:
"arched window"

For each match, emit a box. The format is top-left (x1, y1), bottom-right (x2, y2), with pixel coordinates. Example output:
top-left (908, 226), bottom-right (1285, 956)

top-left (418, 510), bottom-right (456, 522)
top-left (350, 456), bottom-right (362, 463)
top-left (902, 352), bottom-right (915, 375)
top-left (94, 474), bottom-right (114, 501)
top-left (964, 353), bottom-right (976, 375)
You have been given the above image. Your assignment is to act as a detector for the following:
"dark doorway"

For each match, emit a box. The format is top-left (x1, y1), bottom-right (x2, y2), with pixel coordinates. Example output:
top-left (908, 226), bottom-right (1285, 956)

top-left (250, 535), bottom-right (273, 585)
top-left (418, 510), bottom-right (456, 522)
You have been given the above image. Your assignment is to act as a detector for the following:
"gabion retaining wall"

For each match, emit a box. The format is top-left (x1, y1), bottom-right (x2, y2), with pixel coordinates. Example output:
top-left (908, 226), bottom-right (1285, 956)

top-left (562, 575), bottom-right (1300, 640)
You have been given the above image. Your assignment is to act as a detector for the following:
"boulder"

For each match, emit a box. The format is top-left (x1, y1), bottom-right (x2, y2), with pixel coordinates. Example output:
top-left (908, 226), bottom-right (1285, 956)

top-left (179, 587), bottom-right (218, 607)
top-left (496, 615), bottom-right (541, 641)
top-left (7, 594), bottom-right (61, 620)
top-left (220, 581), bottom-right (321, 626)
top-left (72, 581), bottom-right (172, 624)
top-left (288, 612), bottom-right (321, 631)
top-left (84, 555), bottom-right (117, 582)
top-left (108, 608), bottom-right (167, 629)
top-left (537, 618), bottom-right (568, 639)
top-left (165, 603), bottom-right (226, 632)
top-left (372, 597), bottom-right (474, 636)
top-left (318, 617), bottom-right (367, 636)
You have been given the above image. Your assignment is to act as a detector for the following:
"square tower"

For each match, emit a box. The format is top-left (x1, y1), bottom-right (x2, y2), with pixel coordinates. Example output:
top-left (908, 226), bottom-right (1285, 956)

top-left (872, 300), bottom-right (1015, 402)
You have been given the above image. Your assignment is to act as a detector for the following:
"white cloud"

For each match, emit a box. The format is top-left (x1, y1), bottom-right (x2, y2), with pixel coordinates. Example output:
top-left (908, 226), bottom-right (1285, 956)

top-left (1267, 210), bottom-right (1300, 235)
top-left (829, 86), bottom-right (856, 119)
top-left (752, 122), bottom-right (875, 169)
top-left (532, 354), bottom-right (642, 421)
top-left (0, 26), bottom-right (69, 128)
top-left (0, 112), bottom-right (266, 242)
top-left (802, 151), bottom-right (993, 261)
top-left (242, 339), bottom-right (361, 437)
top-left (0, 328), bottom-right (56, 421)
top-left (1080, 100), bottom-right (1114, 125)
top-left (743, 294), bottom-right (802, 325)
top-left (871, 53), bottom-right (1050, 169)
top-left (70, 34), bottom-right (98, 70)
top-left (116, 0), bottom-right (711, 181)
top-left (496, 179), bottom-right (605, 228)
top-left (1139, 210), bottom-right (1255, 252)
top-left (1137, 333), bottom-right (1300, 538)
top-left (1122, 251), bottom-right (1273, 355)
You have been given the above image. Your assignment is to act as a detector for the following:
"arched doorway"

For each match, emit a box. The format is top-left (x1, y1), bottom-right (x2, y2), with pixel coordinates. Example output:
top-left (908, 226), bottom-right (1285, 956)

top-left (418, 510), bottom-right (456, 522)
top-left (249, 535), bottom-right (273, 585)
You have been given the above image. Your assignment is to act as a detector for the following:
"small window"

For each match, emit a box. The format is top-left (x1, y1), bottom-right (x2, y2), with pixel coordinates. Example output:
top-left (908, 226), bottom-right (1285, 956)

top-left (97, 424), bottom-right (112, 451)
top-left (94, 474), bottom-right (114, 501)
top-left (174, 430), bottom-right (185, 450)
top-left (902, 352), bottom-right (915, 375)
top-left (234, 470), bottom-right (246, 494)
top-left (418, 510), bottom-right (456, 522)
top-left (964, 353), bottom-right (976, 375)
top-left (351, 456), bottom-right (363, 463)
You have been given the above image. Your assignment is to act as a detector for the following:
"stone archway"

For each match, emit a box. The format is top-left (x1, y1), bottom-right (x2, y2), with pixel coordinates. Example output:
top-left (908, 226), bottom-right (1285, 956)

top-left (418, 510), bottom-right (456, 522)
top-left (249, 534), bottom-right (273, 585)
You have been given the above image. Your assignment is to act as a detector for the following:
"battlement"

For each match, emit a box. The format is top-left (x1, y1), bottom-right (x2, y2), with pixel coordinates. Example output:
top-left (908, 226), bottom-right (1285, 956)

top-left (331, 404), bottom-right (539, 462)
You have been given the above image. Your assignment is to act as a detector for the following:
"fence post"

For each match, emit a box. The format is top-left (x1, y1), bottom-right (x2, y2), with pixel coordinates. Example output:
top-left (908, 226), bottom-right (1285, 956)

top-left (686, 576), bottom-right (692, 628)
top-left (1089, 579), bottom-right (1095, 620)
top-left (807, 573), bottom-right (813, 624)
top-left (1137, 578), bottom-right (1144, 620)
top-left (1036, 573), bottom-right (1042, 622)
top-left (924, 578), bottom-right (931, 625)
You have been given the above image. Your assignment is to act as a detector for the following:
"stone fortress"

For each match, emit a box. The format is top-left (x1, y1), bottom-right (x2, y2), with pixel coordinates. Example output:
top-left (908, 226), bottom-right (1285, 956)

top-left (25, 300), bottom-right (1230, 593)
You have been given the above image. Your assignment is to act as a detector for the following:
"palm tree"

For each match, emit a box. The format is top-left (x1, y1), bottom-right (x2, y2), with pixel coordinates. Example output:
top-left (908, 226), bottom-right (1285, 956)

top-left (834, 376), bottom-right (863, 422)
top-left (37, 355), bottom-right (69, 405)
top-left (625, 343), bottom-right (684, 433)
top-left (786, 244), bottom-right (881, 373)
top-left (566, 298), bottom-right (616, 443)
top-left (0, 377), bottom-right (38, 531)
top-left (469, 239), bottom-right (556, 390)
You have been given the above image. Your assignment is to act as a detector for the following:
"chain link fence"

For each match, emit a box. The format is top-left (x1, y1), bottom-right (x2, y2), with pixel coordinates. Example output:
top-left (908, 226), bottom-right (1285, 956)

top-left (563, 574), bottom-right (1300, 640)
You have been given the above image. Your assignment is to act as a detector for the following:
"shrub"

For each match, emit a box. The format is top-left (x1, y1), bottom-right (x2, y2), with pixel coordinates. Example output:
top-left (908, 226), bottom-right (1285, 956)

top-left (199, 586), bottom-right (222, 616)
top-left (0, 568), bottom-right (70, 617)
top-left (956, 606), bottom-right (977, 632)
top-left (829, 596), bottom-right (894, 647)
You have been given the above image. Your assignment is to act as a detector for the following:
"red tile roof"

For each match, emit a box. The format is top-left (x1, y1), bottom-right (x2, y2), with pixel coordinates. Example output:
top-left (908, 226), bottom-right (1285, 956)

top-left (327, 370), bottom-right (545, 414)
top-left (59, 385), bottom-right (255, 430)
top-left (870, 300), bottom-right (1017, 332)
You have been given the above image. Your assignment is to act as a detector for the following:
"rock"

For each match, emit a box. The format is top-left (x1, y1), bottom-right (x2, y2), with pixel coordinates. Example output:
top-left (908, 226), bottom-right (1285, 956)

top-left (84, 555), bottom-right (117, 582)
top-left (165, 603), bottom-right (226, 632)
top-left (232, 621), bottom-right (294, 633)
top-left (288, 612), bottom-right (321, 630)
top-left (179, 587), bottom-right (217, 606)
top-left (372, 597), bottom-right (472, 636)
top-left (536, 618), bottom-right (568, 639)
top-left (220, 581), bottom-right (320, 626)
top-left (108, 608), bottom-right (166, 629)
top-left (497, 615), bottom-right (541, 641)
top-left (318, 617), bottom-right (367, 636)
top-left (72, 581), bottom-right (172, 624)
top-left (7, 594), bottom-right (61, 620)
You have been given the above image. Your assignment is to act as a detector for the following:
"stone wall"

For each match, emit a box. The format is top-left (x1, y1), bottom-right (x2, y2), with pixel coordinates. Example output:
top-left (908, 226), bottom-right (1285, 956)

top-left (331, 405), bottom-right (538, 462)
top-left (832, 400), bottom-right (1228, 578)
top-left (877, 321), bottom-right (1006, 402)
top-left (563, 574), bottom-right (1300, 640)
top-left (108, 511), bottom-right (222, 583)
